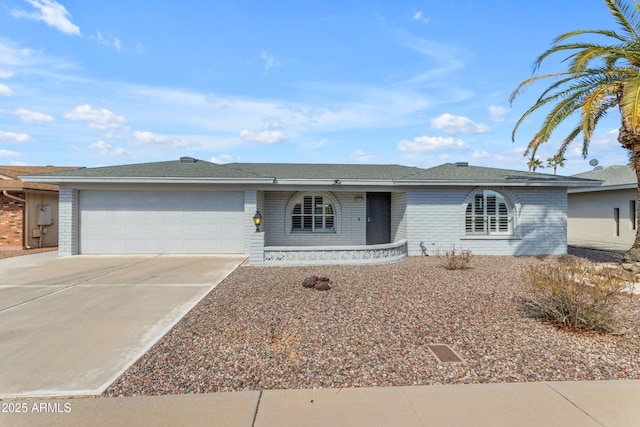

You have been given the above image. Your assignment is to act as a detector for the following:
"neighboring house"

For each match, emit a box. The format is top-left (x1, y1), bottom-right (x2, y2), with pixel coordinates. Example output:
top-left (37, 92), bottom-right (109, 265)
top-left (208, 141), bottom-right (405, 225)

top-left (21, 157), bottom-right (598, 265)
top-left (569, 165), bottom-right (637, 251)
top-left (0, 166), bottom-right (81, 250)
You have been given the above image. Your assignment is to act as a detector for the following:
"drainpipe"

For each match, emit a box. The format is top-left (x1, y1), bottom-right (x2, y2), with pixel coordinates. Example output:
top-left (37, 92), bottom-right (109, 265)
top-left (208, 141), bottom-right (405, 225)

top-left (3, 190), bottom-right (29, 249)
top-left (2, 190), bottom-right (25, 203)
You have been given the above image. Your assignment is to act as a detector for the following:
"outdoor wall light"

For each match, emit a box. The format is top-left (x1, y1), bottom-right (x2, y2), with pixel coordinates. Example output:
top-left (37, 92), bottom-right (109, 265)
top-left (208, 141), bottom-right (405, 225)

top-left (253, 210), bottom-right (263, 232)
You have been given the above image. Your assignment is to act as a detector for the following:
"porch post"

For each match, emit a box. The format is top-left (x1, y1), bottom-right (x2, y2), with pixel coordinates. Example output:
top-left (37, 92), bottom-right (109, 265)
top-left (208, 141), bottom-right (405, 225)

top-left (58, 187), bottom-right (78, 256)
top-left (245, 189), bottom-right (265, 265)
top-left (249, 231), bottom-right (265, 265)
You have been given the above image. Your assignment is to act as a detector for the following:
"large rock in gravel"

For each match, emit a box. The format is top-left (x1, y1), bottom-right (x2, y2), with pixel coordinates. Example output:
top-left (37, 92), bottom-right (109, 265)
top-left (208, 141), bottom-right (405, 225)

top-left (302, 276), bottom-right (318, 288)
top-left (314, 281), bottom-right (331, 291)
top-left (302, 276), bottom-right (331, 290)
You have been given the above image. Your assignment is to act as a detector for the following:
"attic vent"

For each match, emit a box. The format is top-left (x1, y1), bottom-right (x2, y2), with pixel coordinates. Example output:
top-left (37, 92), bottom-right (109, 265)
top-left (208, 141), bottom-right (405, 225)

top-left (180, 156), bottom-right (197, 164)
top-left (455, 162), bottom-right (469, 167)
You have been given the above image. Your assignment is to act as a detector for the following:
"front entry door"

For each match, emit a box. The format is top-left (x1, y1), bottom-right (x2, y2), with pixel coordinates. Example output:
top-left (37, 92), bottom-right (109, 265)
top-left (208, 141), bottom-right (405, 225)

top-left (366, 192), bottom-right (391, 245)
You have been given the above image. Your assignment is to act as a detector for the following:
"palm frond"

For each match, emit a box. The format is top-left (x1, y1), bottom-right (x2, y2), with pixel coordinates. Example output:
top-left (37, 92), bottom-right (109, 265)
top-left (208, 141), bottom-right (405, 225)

top-left (605, 0), bottom-right (640, 41)
top-left (621, 76), bottom-right (640, 128)
top-left (513, 0), bottom-right (640, 165)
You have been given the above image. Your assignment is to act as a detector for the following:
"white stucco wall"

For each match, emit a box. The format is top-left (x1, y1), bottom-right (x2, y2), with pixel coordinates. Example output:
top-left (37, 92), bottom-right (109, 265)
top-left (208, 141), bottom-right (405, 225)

top-left (405, 186), bottom-right (568, 256)
top-left (568, 189), bottom-right (637, 251)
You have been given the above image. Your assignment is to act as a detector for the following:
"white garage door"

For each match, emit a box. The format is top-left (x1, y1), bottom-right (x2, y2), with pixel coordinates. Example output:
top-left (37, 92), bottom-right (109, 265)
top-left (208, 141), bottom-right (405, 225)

top-left (79, 191), bottom-right (245, 254)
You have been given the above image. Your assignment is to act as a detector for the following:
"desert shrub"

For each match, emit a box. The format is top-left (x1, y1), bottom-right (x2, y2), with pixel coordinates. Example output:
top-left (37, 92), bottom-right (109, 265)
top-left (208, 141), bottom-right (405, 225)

top-left (436, 245), bottom-right (473, 270)
top-left (522, 259), bottom-right (633, 334)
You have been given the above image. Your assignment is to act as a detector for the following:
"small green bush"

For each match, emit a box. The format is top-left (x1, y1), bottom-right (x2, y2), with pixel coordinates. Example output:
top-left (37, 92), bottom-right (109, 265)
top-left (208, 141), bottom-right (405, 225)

top-left (436, 245), bottom-right (473, 270)
top-left (522, 259), bottom-right (633, 334)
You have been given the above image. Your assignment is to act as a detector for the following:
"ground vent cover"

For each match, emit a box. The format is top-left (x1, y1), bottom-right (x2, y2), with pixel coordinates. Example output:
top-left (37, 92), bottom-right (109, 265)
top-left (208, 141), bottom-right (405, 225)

top-left (427, 344), bottom-right (465, 363)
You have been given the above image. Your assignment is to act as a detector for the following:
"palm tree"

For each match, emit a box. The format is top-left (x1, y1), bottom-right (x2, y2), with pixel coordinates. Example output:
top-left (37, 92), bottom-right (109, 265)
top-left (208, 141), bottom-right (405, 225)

top-left (527, 156), bottom-right (544, 172)
top-left (547, 154), bottom-right (566, 175)
top-left (510, 0), bottom-right (640, 267)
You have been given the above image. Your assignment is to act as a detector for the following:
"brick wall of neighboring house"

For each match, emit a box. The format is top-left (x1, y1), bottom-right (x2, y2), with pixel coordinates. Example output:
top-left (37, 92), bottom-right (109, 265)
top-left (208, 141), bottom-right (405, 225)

top-left (0, 193), bottom-right (25, 249)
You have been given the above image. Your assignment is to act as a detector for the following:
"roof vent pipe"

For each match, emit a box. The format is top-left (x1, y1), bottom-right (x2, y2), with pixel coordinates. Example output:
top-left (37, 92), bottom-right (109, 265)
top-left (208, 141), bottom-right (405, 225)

top-left (180, 157), bottom-right (196, 163)
top-left (455, 162), bottom-right (468, 167)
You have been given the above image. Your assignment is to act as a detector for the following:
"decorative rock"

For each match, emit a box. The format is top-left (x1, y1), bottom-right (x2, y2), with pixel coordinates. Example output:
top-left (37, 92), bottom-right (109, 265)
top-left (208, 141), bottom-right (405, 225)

top-left (302, 276), bottom-right (318, 288)
top-left (302, 275), bottom-right (331, 290)
top-left (314, 281), bottom-right (331, 291)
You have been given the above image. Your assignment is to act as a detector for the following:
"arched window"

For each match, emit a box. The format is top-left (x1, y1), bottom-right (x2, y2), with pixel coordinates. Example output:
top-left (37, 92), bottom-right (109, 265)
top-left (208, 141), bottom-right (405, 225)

top-left (465, 190), bottom-right (513, 235)
top-left (291, 194), bottom-right (335, 232)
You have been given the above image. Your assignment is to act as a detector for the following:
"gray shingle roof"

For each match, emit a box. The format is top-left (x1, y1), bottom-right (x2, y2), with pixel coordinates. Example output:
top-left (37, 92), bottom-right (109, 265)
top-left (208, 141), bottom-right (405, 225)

top-left (400, 163), bottom-right (596, 184)
top-left (572, 165), bottom-right (636, 188)
top-left (20, 158), bottom-right (600, 187)
top-left (225, 162), bottom-right (424, 180)
top-left (22, 158), bottom-right (267, 179)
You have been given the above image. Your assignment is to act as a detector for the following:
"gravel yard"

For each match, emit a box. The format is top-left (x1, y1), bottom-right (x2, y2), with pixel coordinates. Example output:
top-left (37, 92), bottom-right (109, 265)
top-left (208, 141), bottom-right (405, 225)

top-left (104, 247), bottom-right (640, 396)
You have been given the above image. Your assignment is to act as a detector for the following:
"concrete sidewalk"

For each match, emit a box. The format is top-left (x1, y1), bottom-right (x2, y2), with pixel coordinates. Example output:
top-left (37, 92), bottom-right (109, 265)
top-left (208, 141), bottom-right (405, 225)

top-left (2, 380), bottom-right (639, 427)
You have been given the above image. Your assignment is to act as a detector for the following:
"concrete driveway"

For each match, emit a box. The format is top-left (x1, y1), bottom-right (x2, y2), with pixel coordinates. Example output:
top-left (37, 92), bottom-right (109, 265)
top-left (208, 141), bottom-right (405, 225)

top-left (0, 252), bottom-right (245, 398)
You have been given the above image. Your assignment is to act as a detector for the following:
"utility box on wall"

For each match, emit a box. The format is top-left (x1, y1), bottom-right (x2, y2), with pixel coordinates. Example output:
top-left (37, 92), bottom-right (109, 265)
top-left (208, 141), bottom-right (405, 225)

top-left (37, 205), bottom-right (53, 226)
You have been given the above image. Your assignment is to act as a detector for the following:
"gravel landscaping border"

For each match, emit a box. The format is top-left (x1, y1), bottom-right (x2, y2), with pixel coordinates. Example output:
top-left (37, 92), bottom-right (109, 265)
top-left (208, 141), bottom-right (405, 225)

top-left (105, 247), bottom-right (639, 396)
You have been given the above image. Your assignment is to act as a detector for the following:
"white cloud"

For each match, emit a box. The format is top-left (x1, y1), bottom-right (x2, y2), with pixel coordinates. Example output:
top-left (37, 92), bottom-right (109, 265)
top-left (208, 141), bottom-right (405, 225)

top-left (397, 135), bottom-right (467, 152)
top-left (0, 70), bottom-right (14, 78)
top-left (0, 83), bottom-right (12, 96)
top-left (12, 0), bottom-right (80, 35)
top-left (240, 129), bottom-right (288, 144)
top-left (136, 42), bottom-right (144, 54)
top-left (0, 149), bottom-right (20, 157)
top-left (260, 51), bottom-right (281, 71)
top-left (430, 113), bottom-right (491, 134)
top-left (351, 150), bottom-right (375, 162)
top-left (0, 130), bottom-right (31, 143)
top-left (133, 131), bottom-right (190, 148)
top-left (210, 154), bottom-right (233, 164)
top-left (14, 108), bottom-right (55, 123)
top-left (471, 150), bottom-right (491, 158)
top-left (398, 36), bottom-right (465, 85)
top-left (89, 140), bottom-right (128, 156)
top-left (489, 105), bottom-right (509, 122)
top-left (412, 11), bottom-right (430, 24)
top-left (240, 119), bottom-right (289, 144)
top-left (91, 31), bottom-right (122, 51)
top-left (64, 104), bottom-right (127, 131)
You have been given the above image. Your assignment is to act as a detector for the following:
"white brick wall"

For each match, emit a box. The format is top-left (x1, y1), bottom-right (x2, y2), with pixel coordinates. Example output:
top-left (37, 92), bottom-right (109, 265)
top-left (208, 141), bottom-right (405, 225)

top-left (391, 192), bottom-right (407, 241)
top-left (406, 187), bottom-right (567, 256)
top-left (263, 191), bottom-right (366, 246)
top-left (58, 187), bottom-right (78, 256)
top-left (244, 189), bottom-right (258, 255)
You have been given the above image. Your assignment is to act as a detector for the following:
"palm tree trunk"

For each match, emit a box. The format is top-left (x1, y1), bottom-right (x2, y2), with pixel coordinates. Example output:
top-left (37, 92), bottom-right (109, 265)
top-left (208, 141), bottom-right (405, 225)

top-left (619, 126), bottom-right (640, 267)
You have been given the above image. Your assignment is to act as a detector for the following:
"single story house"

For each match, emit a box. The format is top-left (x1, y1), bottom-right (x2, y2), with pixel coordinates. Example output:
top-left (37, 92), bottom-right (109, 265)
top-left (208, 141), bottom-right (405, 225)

top-left (569, 165), bottom-right (637, 251)
top-left (0, 166), bottom-right (80, 250)
top-left (21, 157), bottom-right (599, 265)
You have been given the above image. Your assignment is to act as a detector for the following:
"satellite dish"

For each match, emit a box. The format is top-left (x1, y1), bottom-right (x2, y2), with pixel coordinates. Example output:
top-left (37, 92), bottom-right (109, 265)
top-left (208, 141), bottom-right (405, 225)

top-left (589, 159), bottom-right (599, 167)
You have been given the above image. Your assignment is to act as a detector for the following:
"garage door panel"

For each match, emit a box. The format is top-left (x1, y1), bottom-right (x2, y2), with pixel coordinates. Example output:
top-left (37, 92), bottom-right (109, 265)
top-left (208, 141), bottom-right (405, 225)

top-left (79, 191), bottom-right (244, 254)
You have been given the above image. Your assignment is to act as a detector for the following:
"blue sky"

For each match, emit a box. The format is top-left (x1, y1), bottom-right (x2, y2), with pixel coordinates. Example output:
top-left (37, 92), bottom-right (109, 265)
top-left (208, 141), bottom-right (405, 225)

top-left (0, 0), bottom-right (631, 175)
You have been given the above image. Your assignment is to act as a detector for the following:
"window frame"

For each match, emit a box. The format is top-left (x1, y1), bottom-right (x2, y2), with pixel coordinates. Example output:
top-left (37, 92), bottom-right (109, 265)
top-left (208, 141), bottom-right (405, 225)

top-left (290, 193), bottom-right (336, 233)
top-left (465, 190), bottom-right (514, 236)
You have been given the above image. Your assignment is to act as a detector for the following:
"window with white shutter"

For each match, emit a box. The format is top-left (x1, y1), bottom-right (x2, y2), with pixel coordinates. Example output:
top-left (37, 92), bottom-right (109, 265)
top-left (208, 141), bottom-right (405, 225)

top-left (291, 194), bottom-right (335, 232)
top-left (465, 190), bottom-right (513, 236)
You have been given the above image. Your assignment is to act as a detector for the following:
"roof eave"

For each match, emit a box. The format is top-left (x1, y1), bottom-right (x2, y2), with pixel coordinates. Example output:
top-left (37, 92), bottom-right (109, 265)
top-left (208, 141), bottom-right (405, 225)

top-left (273, 179), bottom-right (396, 186)
top-left (568, 183), bottom-right (635, 193)
top-left (395, 179), bottom-right (601, 187)
top-left (19, 176), bottom-right (275, 185)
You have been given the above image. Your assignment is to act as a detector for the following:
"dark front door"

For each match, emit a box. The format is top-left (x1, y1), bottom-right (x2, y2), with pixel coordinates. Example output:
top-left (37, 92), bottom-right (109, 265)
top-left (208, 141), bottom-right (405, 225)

top-left (366, 192), bottom-right (391, 245)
